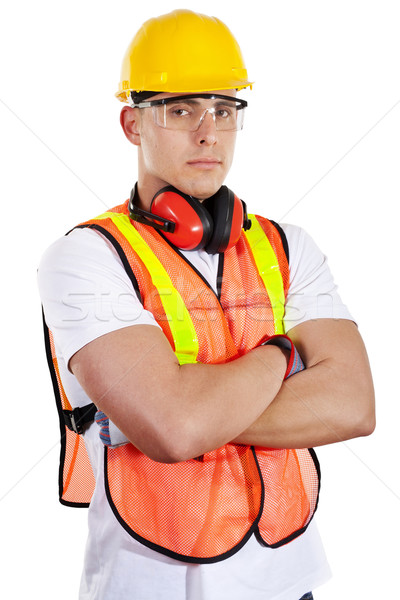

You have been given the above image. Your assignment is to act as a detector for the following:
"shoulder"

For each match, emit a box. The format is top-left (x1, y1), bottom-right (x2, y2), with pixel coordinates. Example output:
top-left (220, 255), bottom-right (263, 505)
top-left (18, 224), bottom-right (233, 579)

top-left (37, 226), bottom-right (138, 332)
top-left (39, 227), bottom-right (120, 270)
top-left (279, 223), bottom-right (325, 273)
top-left (278, 222), bottom-right (332, 290)
top-left (274, 223), bottom-right (354, 329)
top-left (38, 199), bottom-right (130, 273)
top-left (251, 217), bottom-right (322, 278)
top-left (38, 227), bottom-right (160, 366)
top-left (37, 227), bottom-right (128, 299)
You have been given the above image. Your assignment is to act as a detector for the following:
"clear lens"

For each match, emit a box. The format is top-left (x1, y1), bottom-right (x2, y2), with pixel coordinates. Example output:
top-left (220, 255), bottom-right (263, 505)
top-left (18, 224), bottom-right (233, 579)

top-left (153, 99), bottom-right (245, 131)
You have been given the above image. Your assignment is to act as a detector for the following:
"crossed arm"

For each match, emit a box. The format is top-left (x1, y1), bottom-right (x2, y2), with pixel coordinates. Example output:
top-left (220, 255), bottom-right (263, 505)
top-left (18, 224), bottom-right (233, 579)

top-left (234, 318), bottom-right (375, 448)
top-left (70, 316), bottom-right (375, 462)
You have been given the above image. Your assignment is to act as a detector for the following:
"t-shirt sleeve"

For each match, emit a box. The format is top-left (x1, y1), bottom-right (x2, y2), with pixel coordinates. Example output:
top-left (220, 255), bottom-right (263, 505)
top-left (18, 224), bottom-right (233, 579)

top-left (281, 224), bottom-right (354, 333)
top-left (38, 227), bottom-right (160, 366)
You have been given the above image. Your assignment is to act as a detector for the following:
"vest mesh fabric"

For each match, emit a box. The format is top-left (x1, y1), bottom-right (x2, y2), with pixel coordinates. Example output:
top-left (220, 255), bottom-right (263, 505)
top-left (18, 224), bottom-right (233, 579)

top-left (106, 444), bottom-right (263, 560)
top-left (48, 329), bottom-right (95, 505)
top-left (255, 447), bottom-right (319, 546)
top-left (48, 201), bottom-right (320, 560)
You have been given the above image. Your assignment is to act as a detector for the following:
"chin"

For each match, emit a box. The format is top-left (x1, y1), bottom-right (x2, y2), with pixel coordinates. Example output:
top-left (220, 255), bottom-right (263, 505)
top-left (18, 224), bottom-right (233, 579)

top-left (184, 181), bottom-right (223, 201)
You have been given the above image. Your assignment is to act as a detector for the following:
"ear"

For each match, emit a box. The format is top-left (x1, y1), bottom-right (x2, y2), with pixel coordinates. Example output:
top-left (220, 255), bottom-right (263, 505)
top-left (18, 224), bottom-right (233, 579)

top-left (120, 106), bottom-right (141, 146)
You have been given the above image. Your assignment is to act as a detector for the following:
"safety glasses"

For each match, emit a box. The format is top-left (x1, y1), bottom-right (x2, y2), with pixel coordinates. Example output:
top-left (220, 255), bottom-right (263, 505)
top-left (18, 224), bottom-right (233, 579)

top-left (130, 93), bottom-right (247, 131)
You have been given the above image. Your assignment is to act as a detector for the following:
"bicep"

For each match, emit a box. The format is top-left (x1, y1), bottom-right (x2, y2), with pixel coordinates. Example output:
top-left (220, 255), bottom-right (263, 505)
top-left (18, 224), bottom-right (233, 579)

top-left (287, 318), bottom-right (375, 414)
top-left (70, 324), bottom-right (182, 458)
top-left (287, 318), bottom-right (363, 368)
top-left (39, 229), bottom-right (181, 457)
top-left (282, 226), bottom-right (372, 385)
top-left (70, 324), bottom-right (179, 410)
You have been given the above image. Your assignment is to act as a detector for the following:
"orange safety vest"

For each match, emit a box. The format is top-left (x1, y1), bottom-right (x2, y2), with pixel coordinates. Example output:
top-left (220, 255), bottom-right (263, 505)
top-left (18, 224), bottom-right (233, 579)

top-left (44, 200), bottom-right (320, 563)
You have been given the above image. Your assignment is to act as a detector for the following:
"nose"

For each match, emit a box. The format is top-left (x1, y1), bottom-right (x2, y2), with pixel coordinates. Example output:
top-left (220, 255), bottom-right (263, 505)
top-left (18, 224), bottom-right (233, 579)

top-left (195, 110), bottom-right (217, 145)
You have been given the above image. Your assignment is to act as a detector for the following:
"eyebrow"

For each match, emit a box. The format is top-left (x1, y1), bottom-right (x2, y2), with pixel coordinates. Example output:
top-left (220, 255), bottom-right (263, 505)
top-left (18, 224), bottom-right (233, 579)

top-left (167, 98), bottom-right (201, 106)
top-left (167, 98), bottom-right (238, 107)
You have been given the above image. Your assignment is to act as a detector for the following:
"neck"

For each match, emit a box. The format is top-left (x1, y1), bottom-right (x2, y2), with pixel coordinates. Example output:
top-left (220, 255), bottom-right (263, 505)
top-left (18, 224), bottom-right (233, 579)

top-left (135, 179), bottom-right (162, 211)
top-left (135, 153), bottom-right (169, 210)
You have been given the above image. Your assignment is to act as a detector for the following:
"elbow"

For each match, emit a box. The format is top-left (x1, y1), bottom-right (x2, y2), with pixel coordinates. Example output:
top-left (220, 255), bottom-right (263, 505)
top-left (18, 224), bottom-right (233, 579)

top-left (150, 441), bottom-right (195, 464)
top-left (138, 443), bottom-right (186, 465)
top-left (335, 361), bottom-right (376, 440)
top-left (356, 379), bottom-right (376, 438)
top-left (355, 406), bottom-right (376, 438)
top-left (138, 435), bottom-right (188, 464)
top-left (144, 443), bottom-right (198, 465)
top-left (362, 390), bottom-right (376, 436)
top-left (156, 430), bottom-right (203, 464)
top-left (345, 389), bottom-right (376, 440)
top-left (138, 420), bottom-right (202, 464)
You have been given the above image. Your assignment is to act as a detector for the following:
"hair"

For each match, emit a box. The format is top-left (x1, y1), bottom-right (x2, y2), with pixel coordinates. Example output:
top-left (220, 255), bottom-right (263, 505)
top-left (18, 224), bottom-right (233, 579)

top-left (130, 91), bottom-right (159, 104)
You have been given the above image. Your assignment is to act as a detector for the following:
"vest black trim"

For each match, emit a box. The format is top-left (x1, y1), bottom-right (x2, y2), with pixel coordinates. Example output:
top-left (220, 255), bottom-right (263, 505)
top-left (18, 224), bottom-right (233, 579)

top-left (42, 310), bottom-right (90, 507)
top-left (269, 220), bottom-right (289, 264)
top-left (216, 253), bottom-right (224, 300)
top-left (254, 447), bottom-right (321, 548)
top-left (72, 224), bottom-right (142, 304)
top-left (103, 445), bottom-right (267, 564)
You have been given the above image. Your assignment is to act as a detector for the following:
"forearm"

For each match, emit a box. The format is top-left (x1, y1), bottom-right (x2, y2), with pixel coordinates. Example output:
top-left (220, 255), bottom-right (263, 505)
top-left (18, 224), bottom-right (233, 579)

top-left (71, 326), bottom-right (288, 462)
top-left (163, 345), bottom-right (287, 460)
top-left (234, 323), bottom-right (376, 449)
top-left (234, 365), bottom-right (371, 448)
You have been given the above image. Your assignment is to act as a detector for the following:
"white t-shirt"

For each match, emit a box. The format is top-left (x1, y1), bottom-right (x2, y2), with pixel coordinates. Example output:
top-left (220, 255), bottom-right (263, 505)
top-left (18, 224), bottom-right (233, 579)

top-left (38, 221), bottom-right (352, 600)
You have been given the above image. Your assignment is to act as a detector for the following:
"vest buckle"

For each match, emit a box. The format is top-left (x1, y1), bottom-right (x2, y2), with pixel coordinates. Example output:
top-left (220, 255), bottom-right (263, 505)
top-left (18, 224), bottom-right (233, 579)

top-left (63, 404), bottom-right (97, 434)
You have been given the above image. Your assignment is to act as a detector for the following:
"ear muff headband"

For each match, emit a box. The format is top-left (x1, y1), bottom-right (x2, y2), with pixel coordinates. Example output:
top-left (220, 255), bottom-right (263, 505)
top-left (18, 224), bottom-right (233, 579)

top-left (129, 184), bottom-right (251, 253)
top-left (203, 187), bottom-right (237, 254)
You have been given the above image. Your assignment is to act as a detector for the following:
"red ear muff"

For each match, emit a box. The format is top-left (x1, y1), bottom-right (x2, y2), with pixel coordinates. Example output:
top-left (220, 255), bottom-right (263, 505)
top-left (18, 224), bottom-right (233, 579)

top-left (202, 186), bottom-right (245, 254)
top-left (129, 183), bottom-right (251, 253)
top-left (150, 186), bottom-right (213, 251)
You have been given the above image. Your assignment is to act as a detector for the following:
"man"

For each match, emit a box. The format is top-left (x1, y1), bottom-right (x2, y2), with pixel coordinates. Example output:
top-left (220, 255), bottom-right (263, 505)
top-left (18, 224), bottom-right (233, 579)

top-left (38, 9), bottom-right (375, 600)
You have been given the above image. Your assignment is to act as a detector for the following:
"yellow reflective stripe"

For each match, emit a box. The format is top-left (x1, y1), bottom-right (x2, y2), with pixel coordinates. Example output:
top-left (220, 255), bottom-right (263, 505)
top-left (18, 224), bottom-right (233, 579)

top-left (94, 212), bottom-right (199, 365)
top-left (244, 215), bottom-right (285, 334)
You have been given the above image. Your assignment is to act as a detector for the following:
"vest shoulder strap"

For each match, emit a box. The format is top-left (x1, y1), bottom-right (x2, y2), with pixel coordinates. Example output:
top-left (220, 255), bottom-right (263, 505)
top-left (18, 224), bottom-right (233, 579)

top-left (268, 219), bottom-right (289, 264)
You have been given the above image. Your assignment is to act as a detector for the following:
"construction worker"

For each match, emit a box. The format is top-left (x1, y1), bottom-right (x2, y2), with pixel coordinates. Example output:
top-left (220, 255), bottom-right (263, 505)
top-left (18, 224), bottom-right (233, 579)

top-left (38, 9), bottom-right (375, 600)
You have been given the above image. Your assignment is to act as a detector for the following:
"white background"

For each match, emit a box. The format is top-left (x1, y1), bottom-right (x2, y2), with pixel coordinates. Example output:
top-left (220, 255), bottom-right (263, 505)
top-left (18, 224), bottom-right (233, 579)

top-left (1, 1), bottom-right (399, 598)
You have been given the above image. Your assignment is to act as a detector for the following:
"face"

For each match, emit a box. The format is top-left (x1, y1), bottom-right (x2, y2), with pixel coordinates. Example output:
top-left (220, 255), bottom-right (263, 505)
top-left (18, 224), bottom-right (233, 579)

top-left (120, 90), bottom-right (238, 206)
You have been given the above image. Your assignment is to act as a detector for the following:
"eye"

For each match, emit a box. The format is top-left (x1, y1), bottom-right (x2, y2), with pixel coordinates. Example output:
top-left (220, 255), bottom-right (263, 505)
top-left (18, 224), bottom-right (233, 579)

top-left (173, 108), bottom-right (188, 117)
top-left (167, 104), bottom-right (192, 118)
top-left (215, 105), bottom-right (235, 119)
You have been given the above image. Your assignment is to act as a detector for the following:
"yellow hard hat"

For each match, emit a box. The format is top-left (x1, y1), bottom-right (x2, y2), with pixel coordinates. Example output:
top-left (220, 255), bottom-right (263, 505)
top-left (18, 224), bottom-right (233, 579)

top-left (116, 9), bottom-right (253, 102)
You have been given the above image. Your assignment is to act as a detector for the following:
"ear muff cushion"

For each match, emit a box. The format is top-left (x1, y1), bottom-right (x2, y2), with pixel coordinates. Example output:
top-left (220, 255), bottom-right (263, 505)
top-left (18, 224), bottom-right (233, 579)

top-left (203, 187), bottom-right (243, 254)
top-left (229, 196), bottom-right (245, 247)
top-left (151, 186), bottom-right (213, 251)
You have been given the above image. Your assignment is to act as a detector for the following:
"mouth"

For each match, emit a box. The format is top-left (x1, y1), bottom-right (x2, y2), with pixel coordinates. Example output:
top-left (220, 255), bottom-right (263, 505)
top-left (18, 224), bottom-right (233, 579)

top-left (187, 157), bottom-right (222, 170)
